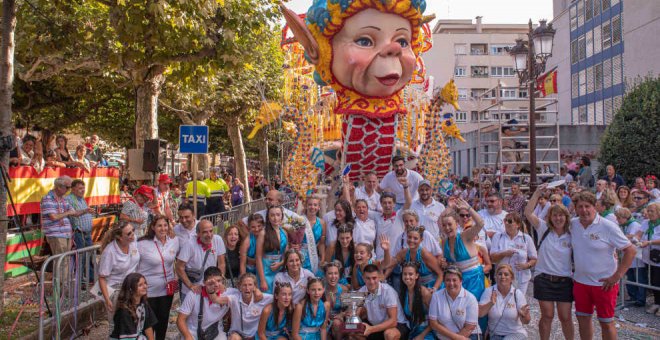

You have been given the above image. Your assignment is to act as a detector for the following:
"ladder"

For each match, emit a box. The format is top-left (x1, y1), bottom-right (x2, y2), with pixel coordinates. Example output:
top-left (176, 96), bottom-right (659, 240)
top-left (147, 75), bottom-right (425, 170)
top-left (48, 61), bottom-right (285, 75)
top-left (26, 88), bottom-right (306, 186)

top-left (476, 82), bottom-right (561, 194)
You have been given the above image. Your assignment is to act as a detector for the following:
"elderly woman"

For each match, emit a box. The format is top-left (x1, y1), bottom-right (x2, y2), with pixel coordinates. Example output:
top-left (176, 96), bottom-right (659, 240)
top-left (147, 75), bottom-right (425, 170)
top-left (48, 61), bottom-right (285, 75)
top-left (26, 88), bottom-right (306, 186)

top-left (640, 203), bottom-right (660, 316)
top-left (428, 266), bottom-right (481, 340)
top-left (595, 189), bottom-right (618, 222)
top-left (120, 185), bottom-right (155, 237)
top-left (615, 208), bottom-right (646, 307)
top-left (479, 264), bottom-right (531, 339)
top-left (617, 186), bottom-right (636, 210)
top-left (490, 212), bottom-right (538, 294)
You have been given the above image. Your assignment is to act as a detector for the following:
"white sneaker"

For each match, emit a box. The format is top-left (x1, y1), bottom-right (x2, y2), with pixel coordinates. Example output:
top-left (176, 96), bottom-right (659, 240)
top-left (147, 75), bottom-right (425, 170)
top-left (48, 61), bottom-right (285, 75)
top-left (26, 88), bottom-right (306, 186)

top-left (646, 304), bottom-right (659, 314)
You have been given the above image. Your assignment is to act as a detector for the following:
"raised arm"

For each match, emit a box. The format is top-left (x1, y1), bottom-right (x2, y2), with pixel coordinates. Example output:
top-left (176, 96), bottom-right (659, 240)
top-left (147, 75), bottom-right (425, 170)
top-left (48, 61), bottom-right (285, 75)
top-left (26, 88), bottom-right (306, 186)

top-left (525, 184), bottom-right (547, 229)
top-left (459, 198), bottom-right (484, 243)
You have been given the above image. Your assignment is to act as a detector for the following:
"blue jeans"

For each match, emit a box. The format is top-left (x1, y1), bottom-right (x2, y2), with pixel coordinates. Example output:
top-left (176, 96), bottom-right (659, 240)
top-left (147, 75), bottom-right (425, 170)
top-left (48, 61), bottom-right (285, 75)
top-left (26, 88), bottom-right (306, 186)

top-left (73, 230), bottom-right (94, 283)
top-left (626, 266), bottom-right (648, 305)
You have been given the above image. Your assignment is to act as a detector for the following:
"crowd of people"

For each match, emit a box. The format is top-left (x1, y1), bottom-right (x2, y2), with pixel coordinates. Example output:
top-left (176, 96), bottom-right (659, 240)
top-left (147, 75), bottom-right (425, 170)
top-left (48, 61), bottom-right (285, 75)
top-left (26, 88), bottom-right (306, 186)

top-left (9, 133), bottom-right (110, 171)
top-left (37, 154), bottom-right (660, 340)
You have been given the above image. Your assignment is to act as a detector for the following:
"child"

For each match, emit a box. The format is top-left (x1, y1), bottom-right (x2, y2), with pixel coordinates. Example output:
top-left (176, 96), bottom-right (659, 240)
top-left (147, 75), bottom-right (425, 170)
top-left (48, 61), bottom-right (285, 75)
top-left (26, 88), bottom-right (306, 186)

top-left (258, 281), bottom-right (294, 340)
top-left (292, 278), bottom-right (331, 340)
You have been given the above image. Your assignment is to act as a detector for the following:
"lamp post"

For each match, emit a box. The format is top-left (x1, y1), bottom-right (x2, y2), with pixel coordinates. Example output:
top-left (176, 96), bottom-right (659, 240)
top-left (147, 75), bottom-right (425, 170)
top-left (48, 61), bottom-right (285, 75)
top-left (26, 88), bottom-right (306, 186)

top-left (509, 19), bottom-right (555, 192)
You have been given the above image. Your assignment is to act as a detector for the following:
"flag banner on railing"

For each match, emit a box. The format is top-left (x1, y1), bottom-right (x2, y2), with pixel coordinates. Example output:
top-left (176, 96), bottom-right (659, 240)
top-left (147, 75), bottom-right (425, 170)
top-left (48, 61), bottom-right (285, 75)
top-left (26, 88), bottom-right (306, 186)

top-left (7, 166), bottom-right (121, 216)
top-left (536, 67), bottom-right (558, 97)
top-left (4, 230), bottom-right (42, 277)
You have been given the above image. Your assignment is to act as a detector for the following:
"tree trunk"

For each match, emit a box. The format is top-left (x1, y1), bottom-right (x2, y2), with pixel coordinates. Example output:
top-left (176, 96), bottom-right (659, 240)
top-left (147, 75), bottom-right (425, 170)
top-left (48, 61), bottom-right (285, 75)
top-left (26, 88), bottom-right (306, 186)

top-left (0, 0), bottom-right (17, 316)
top-left (226, 113), bottom-right (251, 203)
top-left (134, 66), bottom-right (165, 148)
top-left (196, 154), bottom-right (209, 178)
top-left (257, 128), bottom-right (269, 179)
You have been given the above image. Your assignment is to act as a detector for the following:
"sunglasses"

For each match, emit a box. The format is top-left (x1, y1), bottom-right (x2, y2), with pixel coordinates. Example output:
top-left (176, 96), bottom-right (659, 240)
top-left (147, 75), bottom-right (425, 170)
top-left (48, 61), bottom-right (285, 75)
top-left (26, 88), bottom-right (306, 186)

top-left (633, 197), bottom-right (646, 200)
top-left (459, 213), bottom-right (471, 218)
top-left (550, 199), bottom-right (559, 203)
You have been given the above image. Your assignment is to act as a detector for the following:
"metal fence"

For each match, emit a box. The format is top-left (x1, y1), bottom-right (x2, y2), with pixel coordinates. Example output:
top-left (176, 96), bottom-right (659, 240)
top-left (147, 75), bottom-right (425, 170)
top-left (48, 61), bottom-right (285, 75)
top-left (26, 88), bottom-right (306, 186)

top-left (199, 198), bottom-right (297, 230)
top-left (617, 259), bottom-right (660, 310)
top-left (39, 245), bottom-right (101, 340)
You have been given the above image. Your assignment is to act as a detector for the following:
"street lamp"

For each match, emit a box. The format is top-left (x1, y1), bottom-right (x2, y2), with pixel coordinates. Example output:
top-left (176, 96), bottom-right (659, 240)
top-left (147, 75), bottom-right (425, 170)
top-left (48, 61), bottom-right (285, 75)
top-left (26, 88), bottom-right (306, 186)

top-left (509, 19), bottom-right (555, 191)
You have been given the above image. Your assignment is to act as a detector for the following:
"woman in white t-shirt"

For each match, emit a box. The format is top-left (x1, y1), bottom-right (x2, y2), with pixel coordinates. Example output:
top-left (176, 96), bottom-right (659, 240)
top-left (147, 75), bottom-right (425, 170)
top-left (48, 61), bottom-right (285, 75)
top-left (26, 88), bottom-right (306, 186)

top-left (428, 266), bottom-right (480, 340)
top-left (273, 250), bottom-right (315, 304)
top-left (137, 215), bottom-right (180, 340)
top-left (490, 212), bottom-right (537, 295)
top-left (353, 199), bottom-right (377, 246)
top-left (525, 184), bottom-right (574, 340)
top-left (639, 203), bottom-right (660, 316)
top-left (478, 264), bottom-right (530, 339)
top-left (615, 208), bottom-right (646, 307)
top-left (97, 221), bottom-right (140, 326)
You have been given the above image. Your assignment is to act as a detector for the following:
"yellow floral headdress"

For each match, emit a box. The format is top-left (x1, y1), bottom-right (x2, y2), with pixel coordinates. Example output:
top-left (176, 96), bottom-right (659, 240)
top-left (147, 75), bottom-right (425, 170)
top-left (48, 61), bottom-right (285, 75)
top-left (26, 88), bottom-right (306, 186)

top-left (305, 0), bottom-right (427, 118)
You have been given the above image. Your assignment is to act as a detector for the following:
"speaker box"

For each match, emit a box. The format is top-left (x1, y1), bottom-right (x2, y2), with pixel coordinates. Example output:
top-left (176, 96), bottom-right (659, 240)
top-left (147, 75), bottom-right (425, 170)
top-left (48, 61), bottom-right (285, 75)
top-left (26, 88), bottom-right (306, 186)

top-left (143, 139), bottom-right (168, 172)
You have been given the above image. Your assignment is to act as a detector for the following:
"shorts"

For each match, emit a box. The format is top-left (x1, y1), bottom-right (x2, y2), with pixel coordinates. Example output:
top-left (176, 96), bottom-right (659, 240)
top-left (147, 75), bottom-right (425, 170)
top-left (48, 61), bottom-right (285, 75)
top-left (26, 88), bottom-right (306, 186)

top-left (366, 322), bottom-right (409, 340)
top-left (533, 274), bottom-right (574, 302)
top-left (573, 281), bottom-right (618, 322)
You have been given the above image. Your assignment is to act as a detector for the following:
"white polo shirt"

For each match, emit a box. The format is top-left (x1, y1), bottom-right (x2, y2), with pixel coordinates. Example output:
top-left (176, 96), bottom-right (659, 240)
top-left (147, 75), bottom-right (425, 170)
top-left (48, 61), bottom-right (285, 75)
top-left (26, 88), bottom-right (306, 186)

top-left (358, 282), bottom-right (407, 326)
top-left (137, 236), bottom-right (180, 297)
top-left (641, 219), bottom-right (660, 265)
top-left (490, 231), bottom-right (537, 284)
top-left (273, 268), bottom-right (315, 304)
top-left (355, 186), bottom-right (382, 213)
top-left (177, 235), bottom-right (227, 295)
top-left (98, 240), bottom-right (140, 288)
top-left (371, 211), bottom-right (405, 260)
top-left (478, 210), bottom-right (508, 236)
top-left (178, 288), bottom-right (238, 335)
top-left (227, 292), bottom-right (273, 337)
top-left (392, 230), bottom-right (443, 257)
top-left (570, 215), bottom-right (632, 286)
top-left (428, 287), bottom-right (480, 339)
top-left (411, 199), bottom-right (445, 225)
top-left (534, 220), bottom-right (572, 278)
top-left (621, 220), bottom-right (644, 268)
top-left (379, 170), bottom-right (424, 204)
top-left (354, 216), bottom-right (377, 246)
top-left (479, 286), bottom-right (527, 337)
top-left (323, 210), bottom-right (357, 246)
top-left (174, 222), bottom-right (198, 244)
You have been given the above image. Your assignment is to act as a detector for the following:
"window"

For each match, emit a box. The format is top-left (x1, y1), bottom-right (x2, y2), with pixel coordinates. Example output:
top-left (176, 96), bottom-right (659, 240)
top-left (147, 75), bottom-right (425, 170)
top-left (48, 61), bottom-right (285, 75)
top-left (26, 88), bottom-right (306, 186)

top-left (572, 72), bottom-right (579, 98)
top-left (612, 55), bottom-right (622, 85)
top-left (604, 97), bottom-right (613, 123)
top-left (602, 20), bottom-right (611, 49)
top-left (588, 102), bottom-right (595, 124)
top-left (471, 111), bottom-right (479, 121)
top-left (454, 66), bottom-right (467, 77)
top-left (594, 0), bottom-right (601, 17)
top-left (578, 35), bottom-right (586, 60)
top-left (570, 5), bottom-right (578, 31)
top-left (594, 25), bottom-right (602, 54)
top-left (611, 0), bottom-right (619, 6)
top-left (586, 0), bottom-right (593, 21)
top-left (490, 45), bottom-right (511, 55)
top-left (602, 0), bottom-right (610, 11)
top-left (603, 58), bottom-right (612, 88)
top-left (586, 66), bottom-right (594, 94)
top-left (595, 100), bottom-right (604, 125)
top-left (578, 0), bottom-right (585, 27)
top-left (518, 89), bottom-right (528, 98)
top-left (500, 88), bottom-right (517, 98)
top-left (571, 39), bottom-right (579, 64)
top-left (579, 105), bottom-right (588, 124)
top-left (470, 44), bottom-right (488, 55)
top-left (471, 88), bottom-right (487, 99)
top-left (458, 88), bottom-right (469, 99)
top-left (454, 44), bottom-right (467, 55)
top-left (490, 66), bottom-right (515, 77)
top-left (455, 111), bottom-right (467, 122)
top-left (572, 107), bottom-right (579, 124)
top-left (594, 63), bottom-right (603, 91)
top-left (471, 66), bottom-right (489, 77)
top-left (586, 30), bottom-right (593, 58)
top-left (612, 15), bottom-right (621, 45)
top-left (579, 70), bottom-right (586, 96)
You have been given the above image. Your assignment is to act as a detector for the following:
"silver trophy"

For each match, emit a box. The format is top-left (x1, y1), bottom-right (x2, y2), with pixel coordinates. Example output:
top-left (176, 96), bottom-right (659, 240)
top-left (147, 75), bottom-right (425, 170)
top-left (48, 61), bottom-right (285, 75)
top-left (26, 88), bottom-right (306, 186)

top-left (340, 291), bottom-right (368, 333)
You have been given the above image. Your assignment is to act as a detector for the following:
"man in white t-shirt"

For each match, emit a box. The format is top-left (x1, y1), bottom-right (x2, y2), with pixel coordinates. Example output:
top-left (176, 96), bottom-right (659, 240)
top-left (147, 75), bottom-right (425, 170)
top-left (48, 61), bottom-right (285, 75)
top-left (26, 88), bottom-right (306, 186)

top-left (226, 273), bottom-right (273, 339)
top-left (571, 191), bottom-right (635, 340)
top-left (355, 171), bottom-right (382, 213)
top-left (379, 155), bottom-right (423, 211)
top-left (410, 180), bottom-right (445, 228)
top-left (355, 264), bottom-right (409, 340)
top-left (371, 192), bottom-right (404, 261)
top-left (176, 220), bottom-right (227, 302)
top-left (478, 192), bottom-right (508, 239)
top-left (174, 204), bottom-right (198, 243)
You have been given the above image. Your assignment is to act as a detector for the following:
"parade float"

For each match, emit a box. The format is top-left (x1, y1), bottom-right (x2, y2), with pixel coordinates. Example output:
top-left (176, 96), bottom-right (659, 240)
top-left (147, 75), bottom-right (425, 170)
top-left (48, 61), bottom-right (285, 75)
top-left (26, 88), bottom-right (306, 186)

top-left (248, 0), bottom-right (465, 200)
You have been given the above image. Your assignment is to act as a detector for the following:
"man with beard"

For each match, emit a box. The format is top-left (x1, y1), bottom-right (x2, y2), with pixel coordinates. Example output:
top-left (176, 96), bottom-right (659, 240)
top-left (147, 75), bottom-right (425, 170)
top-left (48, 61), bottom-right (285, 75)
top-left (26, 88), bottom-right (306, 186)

top-left (379, 155), bottom-right (424, 211)
top-left (410, 180), bottom-right (445, 231)
top-left (478, 192), bottom-right (508, 240)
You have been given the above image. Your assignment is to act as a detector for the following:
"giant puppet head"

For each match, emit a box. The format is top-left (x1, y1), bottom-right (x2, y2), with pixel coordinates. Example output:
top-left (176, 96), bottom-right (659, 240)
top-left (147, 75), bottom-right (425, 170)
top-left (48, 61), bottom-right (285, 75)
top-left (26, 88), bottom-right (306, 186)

top-left (281, 0), bottom-right (427, 118)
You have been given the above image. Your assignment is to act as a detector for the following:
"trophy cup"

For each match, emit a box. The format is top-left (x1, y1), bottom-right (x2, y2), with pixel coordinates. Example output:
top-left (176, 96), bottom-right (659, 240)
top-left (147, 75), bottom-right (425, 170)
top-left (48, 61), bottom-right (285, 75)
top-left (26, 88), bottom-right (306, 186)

top-left (340, 291), bottom-right (368, 334)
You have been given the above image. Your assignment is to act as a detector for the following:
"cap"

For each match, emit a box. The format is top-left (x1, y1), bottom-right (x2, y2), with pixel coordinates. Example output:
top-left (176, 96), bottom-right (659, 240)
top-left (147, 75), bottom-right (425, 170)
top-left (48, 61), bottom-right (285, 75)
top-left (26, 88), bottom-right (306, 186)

top-left (419, 180), bottom-right (432, 188)
top-left (158, 174), bottom-right (172, 184)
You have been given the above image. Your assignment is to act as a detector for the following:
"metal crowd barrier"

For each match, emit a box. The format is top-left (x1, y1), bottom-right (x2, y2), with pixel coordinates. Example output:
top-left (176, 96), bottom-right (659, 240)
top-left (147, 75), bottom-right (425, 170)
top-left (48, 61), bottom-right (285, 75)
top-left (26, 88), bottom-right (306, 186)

top-left (39, 245), bottom-right (101, 340)
top-left (200, 197), bottom-right (297, 231)
top-left (617, 260), bottom-right (660, 310)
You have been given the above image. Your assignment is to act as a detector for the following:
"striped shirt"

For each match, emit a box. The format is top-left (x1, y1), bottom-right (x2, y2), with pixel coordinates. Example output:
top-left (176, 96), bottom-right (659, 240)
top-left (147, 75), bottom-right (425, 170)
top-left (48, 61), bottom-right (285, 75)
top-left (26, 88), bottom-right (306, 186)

top-left (66, 194), bottom-right (93, 233)
top-left (40, 190), bottom-right (73, 238)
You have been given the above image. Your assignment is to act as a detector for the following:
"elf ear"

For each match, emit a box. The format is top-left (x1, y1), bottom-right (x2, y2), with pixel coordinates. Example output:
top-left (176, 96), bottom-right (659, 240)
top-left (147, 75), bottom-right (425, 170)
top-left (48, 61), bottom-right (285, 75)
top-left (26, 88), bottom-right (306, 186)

top-left (280, 4), bottom-right (320, 65)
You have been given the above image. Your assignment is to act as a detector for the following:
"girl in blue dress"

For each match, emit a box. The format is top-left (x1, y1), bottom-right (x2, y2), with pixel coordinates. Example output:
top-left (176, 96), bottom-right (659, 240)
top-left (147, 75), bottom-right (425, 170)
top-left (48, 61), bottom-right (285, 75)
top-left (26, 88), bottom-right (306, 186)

top-left (258, 281), bottom-right (293, 340)
top-left (351, 239), bottom-right (390, 290)
top-left (331, 224), bottom-right (354, 286)
top-left (257, 206), bottom-right (289, 293)
top-left (387, 226), bottom-right (443, 291)
top-left (399, 262), bottom-right (435, 340)
top-left (292, 278), bottom-right (330, 340)
top-left (322, 260), bottom-right (347, 339)
top-left (301, 196), bottom-right (326, 276)
top-left (241, 213), bottom-right (264, 275)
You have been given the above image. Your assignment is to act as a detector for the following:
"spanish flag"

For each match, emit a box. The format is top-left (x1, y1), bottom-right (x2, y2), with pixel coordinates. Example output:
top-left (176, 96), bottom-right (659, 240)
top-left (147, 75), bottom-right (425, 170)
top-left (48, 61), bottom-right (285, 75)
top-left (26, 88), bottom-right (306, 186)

top-left (537, 67), bottom-right (558, 97)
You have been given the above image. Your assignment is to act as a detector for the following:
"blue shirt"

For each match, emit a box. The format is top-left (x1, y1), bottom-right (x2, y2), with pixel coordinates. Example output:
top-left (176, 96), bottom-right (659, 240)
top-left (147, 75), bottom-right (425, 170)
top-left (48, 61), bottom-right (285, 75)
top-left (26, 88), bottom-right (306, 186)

top-left (66, 194), bottom-right (93, 233)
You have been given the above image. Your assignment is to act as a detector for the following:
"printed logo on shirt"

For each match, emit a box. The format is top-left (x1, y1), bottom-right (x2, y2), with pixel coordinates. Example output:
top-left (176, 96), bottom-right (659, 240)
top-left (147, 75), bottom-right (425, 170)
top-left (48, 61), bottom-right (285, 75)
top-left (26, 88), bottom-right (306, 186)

top-left (506, 302), bottom-right (515, 309)
top-left (514, 244), bottom-right (525, 250)
top-left (589, 233), bottom-right (601, 241)
top-left (131, 249), bottom-right (138, 256)
top-left (454, 309), bottom-right (465, 316)
top-left (562, 241), bottom-right (572, 248)
top-left (249, 307), bottom-right (260, 316)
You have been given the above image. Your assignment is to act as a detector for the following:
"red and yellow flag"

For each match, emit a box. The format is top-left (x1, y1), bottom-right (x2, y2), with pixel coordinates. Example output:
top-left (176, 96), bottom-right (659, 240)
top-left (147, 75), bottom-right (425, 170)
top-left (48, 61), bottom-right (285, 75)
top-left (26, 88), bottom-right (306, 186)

top-left (537, 68), bottom-right (558, 97)
top-left (7, 166), bottom-right (120, 216)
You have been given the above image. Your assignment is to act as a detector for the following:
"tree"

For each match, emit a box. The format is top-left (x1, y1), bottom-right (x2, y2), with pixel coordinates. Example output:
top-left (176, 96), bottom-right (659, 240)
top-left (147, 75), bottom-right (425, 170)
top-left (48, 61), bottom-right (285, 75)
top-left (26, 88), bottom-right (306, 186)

top-left (0, 0), bottom-right (17, 316)
top-left (599, 76), bottom-right (660, 182)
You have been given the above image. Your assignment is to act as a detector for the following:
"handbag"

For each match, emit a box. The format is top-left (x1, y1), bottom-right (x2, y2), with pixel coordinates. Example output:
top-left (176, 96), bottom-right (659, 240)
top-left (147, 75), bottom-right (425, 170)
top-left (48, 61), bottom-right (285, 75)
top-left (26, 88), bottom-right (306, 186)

top-left (197, 293), bottom-right (220, 340)
top-left (185, 249), bottom-right (212, 283)
top-left (155, 240), bottom-right (179, 296)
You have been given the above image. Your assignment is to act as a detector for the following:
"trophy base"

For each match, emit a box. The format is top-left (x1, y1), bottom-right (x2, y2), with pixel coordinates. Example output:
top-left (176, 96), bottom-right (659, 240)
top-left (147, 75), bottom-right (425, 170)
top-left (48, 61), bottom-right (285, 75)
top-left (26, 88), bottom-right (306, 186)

top-left (342, 322), bottom-right (366, 334)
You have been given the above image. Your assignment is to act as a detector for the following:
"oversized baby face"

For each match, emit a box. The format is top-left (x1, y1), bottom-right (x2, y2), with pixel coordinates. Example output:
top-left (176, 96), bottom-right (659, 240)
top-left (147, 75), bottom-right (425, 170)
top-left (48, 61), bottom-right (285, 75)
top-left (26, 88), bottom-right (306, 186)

top-left (331, 9), bottom-right (416, 97)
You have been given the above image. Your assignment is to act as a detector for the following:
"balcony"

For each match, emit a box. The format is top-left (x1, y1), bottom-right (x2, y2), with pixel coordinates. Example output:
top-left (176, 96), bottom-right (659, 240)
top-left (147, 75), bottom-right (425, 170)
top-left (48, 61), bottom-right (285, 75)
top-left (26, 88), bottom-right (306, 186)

top-left (471, 66), bottom-right (489, 78)
top-left (470, 44), bottom-right (488, 55)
